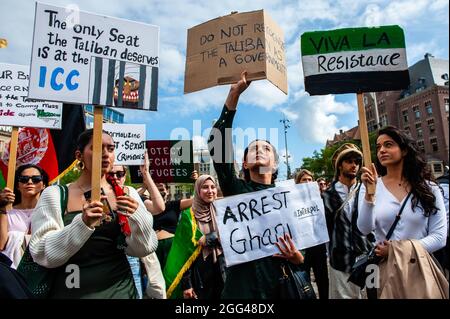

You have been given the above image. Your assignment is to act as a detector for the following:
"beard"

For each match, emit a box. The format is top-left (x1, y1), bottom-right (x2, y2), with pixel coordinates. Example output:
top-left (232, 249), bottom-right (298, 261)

top-left (342, 170), bottom-right (357, 179)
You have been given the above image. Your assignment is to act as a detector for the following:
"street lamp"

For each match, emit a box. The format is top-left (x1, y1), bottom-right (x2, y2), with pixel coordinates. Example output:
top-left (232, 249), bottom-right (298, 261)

top-left (280, 117), bottom-right (292, 179)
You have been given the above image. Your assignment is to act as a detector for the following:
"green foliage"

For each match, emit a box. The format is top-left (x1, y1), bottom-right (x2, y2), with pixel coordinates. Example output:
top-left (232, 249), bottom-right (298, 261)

top-left (57, 166), bottom-right (81, 185)
top-left (299, 131), bottom-right (378, 181)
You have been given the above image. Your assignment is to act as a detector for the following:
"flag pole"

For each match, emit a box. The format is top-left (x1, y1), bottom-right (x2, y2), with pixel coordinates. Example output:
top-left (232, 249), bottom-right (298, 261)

top-left (6, 126), bottom-right (19, 211)
top-left (357, 93), bottom-right (375, 195)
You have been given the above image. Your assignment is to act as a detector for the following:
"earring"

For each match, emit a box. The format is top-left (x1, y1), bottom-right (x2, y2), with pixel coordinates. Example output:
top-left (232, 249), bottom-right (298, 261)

top-left (78, 160), bottom-right (85, 170)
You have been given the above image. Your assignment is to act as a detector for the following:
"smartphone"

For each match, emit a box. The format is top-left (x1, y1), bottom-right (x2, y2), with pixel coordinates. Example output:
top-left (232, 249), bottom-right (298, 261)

top-left (83, 188), bottom-right (113, 222)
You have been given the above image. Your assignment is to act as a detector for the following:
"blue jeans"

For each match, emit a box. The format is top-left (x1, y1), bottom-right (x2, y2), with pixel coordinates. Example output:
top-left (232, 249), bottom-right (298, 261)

top-left (127, 256), bottom-right (143, 299)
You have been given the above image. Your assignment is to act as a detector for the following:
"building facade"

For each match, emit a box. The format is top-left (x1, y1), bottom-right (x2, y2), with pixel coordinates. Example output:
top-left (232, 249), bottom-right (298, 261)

top-left (0, 125), bottom-right (13, 159)
top-left (84, 105), bottom-right (124, 128)
top-left (363, 53), bottom-right (449, 176)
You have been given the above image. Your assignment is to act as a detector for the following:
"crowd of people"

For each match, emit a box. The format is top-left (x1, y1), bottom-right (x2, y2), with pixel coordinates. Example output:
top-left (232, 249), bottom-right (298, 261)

top-left (0, 72), bottom-right (448, 299)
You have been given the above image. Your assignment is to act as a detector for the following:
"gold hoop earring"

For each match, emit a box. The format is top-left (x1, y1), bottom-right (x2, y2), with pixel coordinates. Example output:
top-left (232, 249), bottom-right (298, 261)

top-left (78, 160), bottom-right (85, 170)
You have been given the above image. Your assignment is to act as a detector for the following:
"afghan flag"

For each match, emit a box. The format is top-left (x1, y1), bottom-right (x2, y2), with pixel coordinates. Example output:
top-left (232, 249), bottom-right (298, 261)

top-left (0, 104), bottom-right (85, 187)
top-left (301, 25), bottom-right (410, 95)
top-left (163, 207), bottom-right (203, 299)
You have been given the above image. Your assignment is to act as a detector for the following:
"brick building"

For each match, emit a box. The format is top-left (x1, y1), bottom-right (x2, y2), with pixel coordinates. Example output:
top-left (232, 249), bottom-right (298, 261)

top-left (363, 53), bottom-right (449, 176)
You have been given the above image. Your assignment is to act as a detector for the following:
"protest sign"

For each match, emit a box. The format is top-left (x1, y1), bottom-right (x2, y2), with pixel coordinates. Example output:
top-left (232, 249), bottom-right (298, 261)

top-left (301, 25), bottom-right (410, 95)
top-left (28, 3), bottom-right (159, 110)
top-left (130, 140), bottom-right (194, 183)
top-left (214, 182), bottom-right (329, 267)
top-left (184, 10), bottom-right (287, 94)
top-left (301, 25), bottom-right (410, 194)
top-left (0, 63), bottom-right (62, 128)
top-left (103, 123), bottom-right (146, 166)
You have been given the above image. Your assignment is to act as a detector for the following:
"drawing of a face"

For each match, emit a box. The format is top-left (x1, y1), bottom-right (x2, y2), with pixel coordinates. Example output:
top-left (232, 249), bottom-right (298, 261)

top-left (114, 76), bottom-right (140, 108)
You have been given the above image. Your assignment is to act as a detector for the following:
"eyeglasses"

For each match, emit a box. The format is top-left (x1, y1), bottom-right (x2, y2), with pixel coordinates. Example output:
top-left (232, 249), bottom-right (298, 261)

top-left (107, 171), bottom-right (126, 178)
top-left (18, 175), bottom-right (43, 184)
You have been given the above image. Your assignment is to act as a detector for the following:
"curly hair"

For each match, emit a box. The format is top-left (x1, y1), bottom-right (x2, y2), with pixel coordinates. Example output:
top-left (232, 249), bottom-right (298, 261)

top-left (376, 126), bottom-right (438, 217)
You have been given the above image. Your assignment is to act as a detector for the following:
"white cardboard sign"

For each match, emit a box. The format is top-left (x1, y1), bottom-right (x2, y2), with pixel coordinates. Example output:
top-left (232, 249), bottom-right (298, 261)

top-left (103, 123), bottom-right (146, 166)
top-left (214, 182), bottom-right (329, 267)
top-left (29, 3), bottom-right (159, 110)
top-left (0, 63), bottom-right (62, 129)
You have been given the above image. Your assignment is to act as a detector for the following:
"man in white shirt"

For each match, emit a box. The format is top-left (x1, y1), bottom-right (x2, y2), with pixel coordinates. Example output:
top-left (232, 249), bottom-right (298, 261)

top-left (322, 143), bottom-right (374, 299)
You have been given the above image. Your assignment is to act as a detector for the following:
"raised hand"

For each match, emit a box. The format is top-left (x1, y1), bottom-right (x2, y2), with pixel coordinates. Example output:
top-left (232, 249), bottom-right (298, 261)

top-left (225, 70), bottom-right (251, 111)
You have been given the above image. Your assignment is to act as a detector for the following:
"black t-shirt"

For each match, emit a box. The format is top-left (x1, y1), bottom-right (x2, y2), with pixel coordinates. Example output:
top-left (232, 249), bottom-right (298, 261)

top-left (152, 200), bottom-right (182, 234)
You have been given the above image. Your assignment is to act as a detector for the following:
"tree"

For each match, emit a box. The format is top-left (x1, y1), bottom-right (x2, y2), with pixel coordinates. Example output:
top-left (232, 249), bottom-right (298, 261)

top-left (300, 132), bottom-right (378, 181)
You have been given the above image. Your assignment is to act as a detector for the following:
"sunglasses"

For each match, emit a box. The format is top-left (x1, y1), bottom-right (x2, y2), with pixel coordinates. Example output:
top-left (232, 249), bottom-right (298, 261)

top-left (18, 175), bottom-right (43, 184)
top-left (108, 171), bottom-right (126, 178)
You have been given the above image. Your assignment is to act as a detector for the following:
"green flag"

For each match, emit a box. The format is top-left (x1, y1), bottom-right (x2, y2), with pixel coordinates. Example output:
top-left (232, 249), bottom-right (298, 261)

top-left (163, 208), bottom-right (203, 299)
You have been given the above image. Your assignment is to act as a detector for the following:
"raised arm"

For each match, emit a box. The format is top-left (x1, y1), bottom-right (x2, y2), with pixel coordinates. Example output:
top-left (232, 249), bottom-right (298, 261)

top-left (140, 152), bottom-right (165, 214)
top-left (208, 71), bottom-right (250, 196)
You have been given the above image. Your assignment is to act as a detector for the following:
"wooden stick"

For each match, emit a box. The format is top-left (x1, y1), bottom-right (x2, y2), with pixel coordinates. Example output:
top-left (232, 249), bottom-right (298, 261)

top-left (5, 126), bottom-right (19, 211)
top-left (357, 93), bottom-right (375, 195)
top-left (91, 106), bottom-right (103, 202)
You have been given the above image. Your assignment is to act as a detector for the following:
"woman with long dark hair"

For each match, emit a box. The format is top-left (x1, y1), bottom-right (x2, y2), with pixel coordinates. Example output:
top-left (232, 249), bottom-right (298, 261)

top-left (28, 129), bottom-right (157, 298)
top-left (357, 126), bottom-right (447, 297)
top-left (0, 164), bottom-right (49, 268)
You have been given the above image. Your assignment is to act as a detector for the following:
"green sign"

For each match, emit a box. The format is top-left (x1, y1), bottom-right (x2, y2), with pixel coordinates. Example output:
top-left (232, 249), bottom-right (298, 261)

top-left (301, 25), bottom-right (410, 95)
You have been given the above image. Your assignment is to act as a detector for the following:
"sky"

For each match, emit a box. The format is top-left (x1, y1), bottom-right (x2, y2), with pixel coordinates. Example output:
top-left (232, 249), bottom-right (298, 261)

top-left (1, 0), bottom-right (449, 179)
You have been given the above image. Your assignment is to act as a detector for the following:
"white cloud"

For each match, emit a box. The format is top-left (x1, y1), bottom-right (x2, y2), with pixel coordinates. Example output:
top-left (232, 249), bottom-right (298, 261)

top-left (407, 41), bottom-right (446, 64)
top-left (241, 80), bottom-right (288, 111)
top-left (0, 0), bottom-right (448, 125)
top-left (286, 94), bottom-right (355, 144)
top-left (192, 135), bottom-right (208, 150)
top-left (359, 0), bottom-right (429, 27)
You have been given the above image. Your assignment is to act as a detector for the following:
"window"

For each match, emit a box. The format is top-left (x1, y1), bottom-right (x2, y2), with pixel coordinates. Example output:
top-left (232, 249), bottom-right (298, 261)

top-left (366, 107), bottom-right (373, 119)
top-left (427, 118), bottom-right (435, 133)
top-left (445, 98), bottom-right (449, 113)
top-left (379, 105), bottom-right (386, 114)
top-left (417, 140), bottom-right (425, 152)
top-left (425, 101), bottom-right (433, 115)
top-left (404, 126), bottom-right (410, 135)
top-left (415, 123), bottom-right (423, 138)
top-left (84, 105), bottom-right (93, 113)
top-left (367, 120), bottom-right (376, 132)
top-left (402, 109), bottom-right (409, 123)
top-left (200, 163), bottom-right (210, 173)
top-left (85, 114), bottom-right (94, 128)
top-left (430, 137), bottom-right (438, 152)
top-left (380, 114), bottom-right (388, 127)
top-left (363, 95), bottom-right (368, 106)
top-left (413, 105), bottom-right (421, 119)
top-left (433, 163), bottom-right (443, 173)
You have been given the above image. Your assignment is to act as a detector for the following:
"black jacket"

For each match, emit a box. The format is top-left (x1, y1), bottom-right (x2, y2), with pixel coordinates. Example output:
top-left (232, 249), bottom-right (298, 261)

top-left (323, 181), bottom-right (374, 273)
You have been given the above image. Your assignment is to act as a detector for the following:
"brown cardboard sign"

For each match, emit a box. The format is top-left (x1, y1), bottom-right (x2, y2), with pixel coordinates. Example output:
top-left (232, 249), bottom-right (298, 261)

top-left (184, 10), bottom-right (287, 94)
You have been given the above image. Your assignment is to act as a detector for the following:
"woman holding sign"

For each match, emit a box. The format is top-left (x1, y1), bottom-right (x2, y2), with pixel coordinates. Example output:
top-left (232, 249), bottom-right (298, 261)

top-left (28, 129), bottom-right (157, 299)
top-left (207, 71), bottom-right (304, 299)
top-left (0, 164), bottom-right (49, 268)
top-left (357, 126), bottom-right (447, 298)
